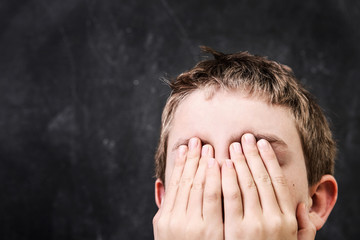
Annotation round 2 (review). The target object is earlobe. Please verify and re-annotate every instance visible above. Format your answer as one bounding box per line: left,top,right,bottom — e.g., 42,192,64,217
308,174,338,230
155,178,165,208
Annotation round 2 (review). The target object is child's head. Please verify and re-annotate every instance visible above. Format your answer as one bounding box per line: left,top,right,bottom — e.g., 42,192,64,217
155,47,336,188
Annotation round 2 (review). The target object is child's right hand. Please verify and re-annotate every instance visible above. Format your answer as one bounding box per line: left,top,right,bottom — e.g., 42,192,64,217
153,137,223,240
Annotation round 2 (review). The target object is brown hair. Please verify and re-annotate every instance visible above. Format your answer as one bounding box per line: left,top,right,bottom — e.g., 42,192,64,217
155,46,336,186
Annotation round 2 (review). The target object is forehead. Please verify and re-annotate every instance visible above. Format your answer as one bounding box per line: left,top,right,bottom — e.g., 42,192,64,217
170,89,297,138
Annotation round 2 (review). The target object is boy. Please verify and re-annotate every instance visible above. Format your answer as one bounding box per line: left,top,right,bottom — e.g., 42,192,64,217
152,47,338,239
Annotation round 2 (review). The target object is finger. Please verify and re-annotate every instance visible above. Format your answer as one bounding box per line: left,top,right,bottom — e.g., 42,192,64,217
222,158,243,223
203,158,222,222
187,144,214,217
241,134,279,213
257,139,292,214
296,203,316,240
162,145,187,213
230,141,261,216
173,137,202,213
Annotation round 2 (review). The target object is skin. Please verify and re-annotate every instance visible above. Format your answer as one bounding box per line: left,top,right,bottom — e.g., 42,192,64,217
153,88,337,239
167,89,309,207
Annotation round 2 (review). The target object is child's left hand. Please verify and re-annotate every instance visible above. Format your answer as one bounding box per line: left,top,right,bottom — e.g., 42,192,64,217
221,133,316,240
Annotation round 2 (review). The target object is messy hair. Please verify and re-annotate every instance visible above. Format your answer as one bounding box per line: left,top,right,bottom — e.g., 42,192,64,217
155,46,336,186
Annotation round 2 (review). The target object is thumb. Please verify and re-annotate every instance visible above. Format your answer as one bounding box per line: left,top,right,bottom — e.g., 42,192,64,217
297,202,316,240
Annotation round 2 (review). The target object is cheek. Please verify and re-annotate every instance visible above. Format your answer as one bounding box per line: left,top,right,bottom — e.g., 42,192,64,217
284,169,309,208
286,179,298,209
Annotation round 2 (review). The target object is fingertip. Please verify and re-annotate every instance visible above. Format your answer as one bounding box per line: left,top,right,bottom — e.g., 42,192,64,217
187,138,202,160
202,144,209,156
230,142,243,162
231,142,242,153
242,133,256,144
297,202,303,214
297,202,310,227
178,145,187,157
298,202,308,215
257,139,270,151
189,137,200,150
175,145,187,166
202,144,214,157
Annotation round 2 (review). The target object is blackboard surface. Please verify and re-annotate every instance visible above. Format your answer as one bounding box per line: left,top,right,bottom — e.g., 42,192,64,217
0,0,359,239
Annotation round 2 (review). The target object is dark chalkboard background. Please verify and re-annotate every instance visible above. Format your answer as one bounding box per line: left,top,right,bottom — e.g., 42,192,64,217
0,0,359,239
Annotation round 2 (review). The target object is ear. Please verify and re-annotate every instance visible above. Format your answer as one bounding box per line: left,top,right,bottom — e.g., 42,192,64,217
155,178,165,208
308,174,338,230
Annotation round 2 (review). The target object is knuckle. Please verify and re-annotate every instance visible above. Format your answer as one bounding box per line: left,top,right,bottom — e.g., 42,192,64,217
168,178,180,188
225,190,241,201
257,174,271,185
174,157,185,166
191,181,204,191
180,177,193,187
246,179,256,189
204,191,220,202
274,176,287,186
187,154,200,162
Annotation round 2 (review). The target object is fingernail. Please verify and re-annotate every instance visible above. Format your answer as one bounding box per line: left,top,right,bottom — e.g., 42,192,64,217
189,138,198,150
233,142,241,153
225,159,233,168
257,139,269,150
202,145,209,156
178,145,187,157
244,134,255,144
208,158,215,168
